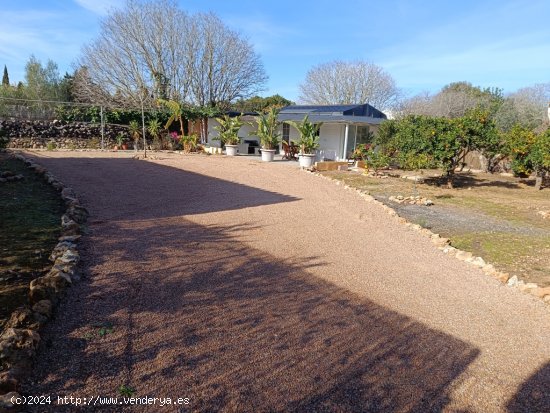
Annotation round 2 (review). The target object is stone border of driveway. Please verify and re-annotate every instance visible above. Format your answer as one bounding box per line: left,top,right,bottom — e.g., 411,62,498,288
310,170,550,304
0,152,88,409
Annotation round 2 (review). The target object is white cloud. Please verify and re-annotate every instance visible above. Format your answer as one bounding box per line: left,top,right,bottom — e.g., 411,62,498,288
74,0,124,15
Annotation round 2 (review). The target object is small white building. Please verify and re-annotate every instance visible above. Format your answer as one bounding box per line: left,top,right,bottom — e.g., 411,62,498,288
206,104,387,161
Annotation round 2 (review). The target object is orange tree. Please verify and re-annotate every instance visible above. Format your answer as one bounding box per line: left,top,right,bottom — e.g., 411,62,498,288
529,128,550,190
376,109,499,188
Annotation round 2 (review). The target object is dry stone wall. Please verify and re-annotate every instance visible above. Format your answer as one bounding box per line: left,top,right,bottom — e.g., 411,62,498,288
1,119,129,149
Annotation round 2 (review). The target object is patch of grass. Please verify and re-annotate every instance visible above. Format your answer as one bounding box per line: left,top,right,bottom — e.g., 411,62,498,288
0,155,64,329
118,385,136,397
451,232,550,285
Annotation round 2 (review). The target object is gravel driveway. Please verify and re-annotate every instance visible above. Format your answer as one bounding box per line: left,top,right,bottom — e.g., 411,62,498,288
21,151,550,412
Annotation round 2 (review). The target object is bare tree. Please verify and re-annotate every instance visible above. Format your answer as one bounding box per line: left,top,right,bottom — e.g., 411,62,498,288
299,60,400,111
74,0,190,107
397,82,503,119
495,83,550,132
74,0,267,112
188,12,267,108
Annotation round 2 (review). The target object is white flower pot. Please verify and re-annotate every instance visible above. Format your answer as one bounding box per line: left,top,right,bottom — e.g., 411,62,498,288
261,149,276,162
225,144,238,156
299,154,316,168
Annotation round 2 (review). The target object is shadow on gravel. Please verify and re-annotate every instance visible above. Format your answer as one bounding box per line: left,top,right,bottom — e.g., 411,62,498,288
26,215,480,412
508,362,550,413
25,156,300,220
22,154,481,412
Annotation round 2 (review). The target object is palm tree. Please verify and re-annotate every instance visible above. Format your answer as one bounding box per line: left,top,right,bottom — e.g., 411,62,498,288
128,120,141,150
157,99,185,137
252,107,281,150
147,118,162,149
286,115,322,154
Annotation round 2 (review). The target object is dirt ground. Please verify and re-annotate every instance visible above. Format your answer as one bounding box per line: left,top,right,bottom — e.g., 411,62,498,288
323,169,550,287
14,151,550,412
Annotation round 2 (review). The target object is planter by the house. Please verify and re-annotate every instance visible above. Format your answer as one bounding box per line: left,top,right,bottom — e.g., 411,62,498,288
261,149,276,162
225,144,238,156
299,153,316,168
121,144,128,150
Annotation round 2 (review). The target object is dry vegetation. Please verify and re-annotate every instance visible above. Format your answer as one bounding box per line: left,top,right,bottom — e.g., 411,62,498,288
323,169,550,287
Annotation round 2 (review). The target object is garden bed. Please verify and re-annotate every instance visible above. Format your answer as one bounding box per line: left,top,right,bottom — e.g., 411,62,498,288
0,153,64,331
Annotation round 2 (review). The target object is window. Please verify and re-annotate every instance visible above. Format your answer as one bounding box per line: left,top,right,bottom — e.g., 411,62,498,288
356,126,372,145
283,123,290,143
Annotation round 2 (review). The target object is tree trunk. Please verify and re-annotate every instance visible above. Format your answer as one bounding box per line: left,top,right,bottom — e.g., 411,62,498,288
535,174,543,191
446,170,454,189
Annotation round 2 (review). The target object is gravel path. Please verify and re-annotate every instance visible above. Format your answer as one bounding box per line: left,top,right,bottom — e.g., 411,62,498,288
376,198,550,237
21,151,550,412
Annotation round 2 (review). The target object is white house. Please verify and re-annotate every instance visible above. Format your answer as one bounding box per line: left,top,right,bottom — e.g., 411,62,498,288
205,104,387,161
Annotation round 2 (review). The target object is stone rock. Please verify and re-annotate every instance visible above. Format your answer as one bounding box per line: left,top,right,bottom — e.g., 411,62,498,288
506,275,519,287
470,256,486,267
455,250,473,261
67,205,88,224
0,391,19,409
482,264,496,275
0,370,18,393
493,272,510,283
29,278,52,304
57,250,79,265
49,241,76,262
3,308,35,330
537,210,549,220
442,246,457,254
519,283,539,294
0,329,40,369
532,286,550,298
32,300,52,318
58,234,81,242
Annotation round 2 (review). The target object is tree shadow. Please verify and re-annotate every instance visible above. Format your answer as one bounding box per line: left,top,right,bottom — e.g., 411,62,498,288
423,174,521,189
22,154,481,412
23,156,300,221
507,362,550,413
25,217,480,412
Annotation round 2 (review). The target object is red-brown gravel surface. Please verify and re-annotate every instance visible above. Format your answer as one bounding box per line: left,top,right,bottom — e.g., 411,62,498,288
20,151,550,412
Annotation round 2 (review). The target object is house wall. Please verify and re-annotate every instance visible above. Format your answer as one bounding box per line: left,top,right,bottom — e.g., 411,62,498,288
318,124,344,161
206,117,259,148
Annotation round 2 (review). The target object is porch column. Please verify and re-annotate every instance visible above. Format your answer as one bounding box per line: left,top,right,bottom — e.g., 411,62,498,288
342,123,349,161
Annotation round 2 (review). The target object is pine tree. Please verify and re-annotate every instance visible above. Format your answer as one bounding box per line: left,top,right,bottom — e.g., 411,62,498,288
2,65,9,86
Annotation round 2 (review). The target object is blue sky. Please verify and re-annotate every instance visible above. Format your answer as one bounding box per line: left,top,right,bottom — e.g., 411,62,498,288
1,0,549,102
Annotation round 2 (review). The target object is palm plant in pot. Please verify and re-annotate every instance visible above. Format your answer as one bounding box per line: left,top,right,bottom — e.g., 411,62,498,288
251,107,281,162
128,120,141,151
214,114,243,156
114,133,127,151
286,115,322,168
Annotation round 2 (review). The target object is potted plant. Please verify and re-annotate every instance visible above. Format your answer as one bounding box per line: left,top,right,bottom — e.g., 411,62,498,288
251,107,281,162
286,115,322,168
128,120,141,151
147,119,163,150
214,114,243,156
114,133,127,151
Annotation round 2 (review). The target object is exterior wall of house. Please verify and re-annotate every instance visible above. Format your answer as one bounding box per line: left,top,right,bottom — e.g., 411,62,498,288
206,117,258,148
318,124,344,161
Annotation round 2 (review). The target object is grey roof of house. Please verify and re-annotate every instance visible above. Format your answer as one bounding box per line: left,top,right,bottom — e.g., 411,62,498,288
278,103,387,124
277,113,386,125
